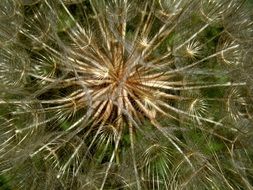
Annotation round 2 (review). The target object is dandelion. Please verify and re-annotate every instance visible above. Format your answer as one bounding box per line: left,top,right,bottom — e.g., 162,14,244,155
0,0,253,189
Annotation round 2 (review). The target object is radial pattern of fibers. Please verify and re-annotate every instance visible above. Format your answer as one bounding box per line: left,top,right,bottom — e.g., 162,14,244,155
0,0,253,189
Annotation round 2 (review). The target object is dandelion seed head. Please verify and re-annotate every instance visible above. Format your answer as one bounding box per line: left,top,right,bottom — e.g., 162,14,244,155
0,0,253,189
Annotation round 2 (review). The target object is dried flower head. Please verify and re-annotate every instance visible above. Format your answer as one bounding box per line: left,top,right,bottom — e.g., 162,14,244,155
0,0,253,189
